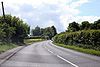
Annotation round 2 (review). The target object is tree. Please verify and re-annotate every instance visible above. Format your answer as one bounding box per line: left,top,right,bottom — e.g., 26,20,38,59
31,26,57,39
94,19,100,29
32,26,41,36
0,15,30,43
0,23,6,41
80,21,90,30
43,27,52,39
68,21,80,32
51,26,57,37
90,23,95,29
12,19,30,43
40,28,45,36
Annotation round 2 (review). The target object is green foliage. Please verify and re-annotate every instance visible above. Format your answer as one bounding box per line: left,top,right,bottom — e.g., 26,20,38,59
32,26,41,36
54,43,100,56
0,15,30,43
0,23,6,41
24,39,44,45
31,26,57,39
68,21,80,32
0,42,18,53
54,19,100,51
67,19,100,32
93,19,100,29
51,26,57,36
80,21,90,30
53,30,100,50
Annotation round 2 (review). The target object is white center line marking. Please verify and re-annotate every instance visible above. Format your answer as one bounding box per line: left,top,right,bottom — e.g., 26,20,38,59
44,46,79,67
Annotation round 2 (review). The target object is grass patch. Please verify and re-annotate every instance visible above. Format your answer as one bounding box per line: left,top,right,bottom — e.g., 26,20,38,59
54,43,100,56
0,42,18,54
24,39,44,45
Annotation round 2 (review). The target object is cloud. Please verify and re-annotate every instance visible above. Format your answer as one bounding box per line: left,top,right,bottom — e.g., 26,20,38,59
0,0,100,32
70,0,89,8
60,15,100,29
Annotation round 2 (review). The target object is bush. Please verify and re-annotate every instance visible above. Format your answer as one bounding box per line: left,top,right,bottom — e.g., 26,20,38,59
53,30,100,50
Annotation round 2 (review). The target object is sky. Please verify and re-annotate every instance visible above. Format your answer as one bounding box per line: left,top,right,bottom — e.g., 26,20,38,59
0,0,100,33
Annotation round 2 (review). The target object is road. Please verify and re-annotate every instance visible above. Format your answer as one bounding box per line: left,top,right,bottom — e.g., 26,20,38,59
0,41,100,67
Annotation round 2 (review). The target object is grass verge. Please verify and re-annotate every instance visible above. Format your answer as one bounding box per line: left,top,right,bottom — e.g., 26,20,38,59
24,39,44,45
54,43,100,56
0,42,18,54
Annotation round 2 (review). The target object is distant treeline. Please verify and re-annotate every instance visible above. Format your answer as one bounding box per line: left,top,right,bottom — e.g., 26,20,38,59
53,19,100,50
67,20,100,32
31,26,57,39
0,15,30,43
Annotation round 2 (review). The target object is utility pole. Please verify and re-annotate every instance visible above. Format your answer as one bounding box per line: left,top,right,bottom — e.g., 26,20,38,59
1,1,6,22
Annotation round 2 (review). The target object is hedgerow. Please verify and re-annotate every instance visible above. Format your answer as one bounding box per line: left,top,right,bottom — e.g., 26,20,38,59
53,30,100,50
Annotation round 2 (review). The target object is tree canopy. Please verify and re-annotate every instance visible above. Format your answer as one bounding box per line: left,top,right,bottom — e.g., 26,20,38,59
67,19,100,32
0,15,30,43
31,26,57,39
68,21,80,32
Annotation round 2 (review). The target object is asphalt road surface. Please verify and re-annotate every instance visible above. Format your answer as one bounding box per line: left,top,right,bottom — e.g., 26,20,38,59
0,41,100,67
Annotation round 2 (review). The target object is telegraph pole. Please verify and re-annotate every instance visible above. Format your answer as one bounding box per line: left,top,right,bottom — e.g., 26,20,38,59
1,1,6,22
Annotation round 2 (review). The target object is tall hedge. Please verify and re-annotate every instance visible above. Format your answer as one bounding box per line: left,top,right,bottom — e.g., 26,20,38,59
53,30,100,50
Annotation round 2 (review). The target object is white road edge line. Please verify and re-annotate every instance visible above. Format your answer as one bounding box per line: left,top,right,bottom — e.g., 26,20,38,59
56,55,78,67
44,46,79,67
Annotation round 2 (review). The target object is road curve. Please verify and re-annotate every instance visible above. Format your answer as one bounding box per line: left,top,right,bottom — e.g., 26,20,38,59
0,41,100,67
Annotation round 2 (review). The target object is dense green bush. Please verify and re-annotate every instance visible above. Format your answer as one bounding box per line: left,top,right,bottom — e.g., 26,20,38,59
53,30,100,50
0,15,30,43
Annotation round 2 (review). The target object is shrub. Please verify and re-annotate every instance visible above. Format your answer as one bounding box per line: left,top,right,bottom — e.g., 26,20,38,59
53,30,100,50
